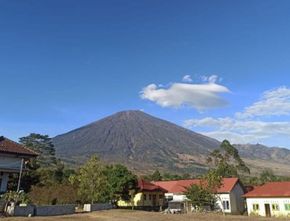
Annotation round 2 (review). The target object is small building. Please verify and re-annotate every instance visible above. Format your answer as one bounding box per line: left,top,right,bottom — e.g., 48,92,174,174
117,179,167,210
243,181,290,217
153,178,245,214
0,136,37,193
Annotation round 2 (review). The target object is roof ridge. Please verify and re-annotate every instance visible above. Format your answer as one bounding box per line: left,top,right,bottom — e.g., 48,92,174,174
0,136,38,156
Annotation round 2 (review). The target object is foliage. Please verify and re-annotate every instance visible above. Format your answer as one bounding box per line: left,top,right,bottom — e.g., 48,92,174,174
2,191,30,204
193,140,250,213
150,170,162,181
242,169,290,186
207,140,250,177
28,183,78,205
70,155,109,203
19,133,56,167
105,164,137,201
185,184,216,209
156,172,192,181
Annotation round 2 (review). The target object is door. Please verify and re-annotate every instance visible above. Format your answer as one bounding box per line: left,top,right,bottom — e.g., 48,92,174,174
265,204,271,217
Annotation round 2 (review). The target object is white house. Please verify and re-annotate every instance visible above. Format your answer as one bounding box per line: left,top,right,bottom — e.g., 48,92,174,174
153,178,245,214
0,136,37,193
244,181,290,217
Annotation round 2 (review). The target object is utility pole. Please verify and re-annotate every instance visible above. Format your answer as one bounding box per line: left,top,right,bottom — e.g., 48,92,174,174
17,158,24,192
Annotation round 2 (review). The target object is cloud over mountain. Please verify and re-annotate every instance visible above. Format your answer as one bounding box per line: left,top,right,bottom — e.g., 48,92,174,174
184,87,290,145
140,75,230,111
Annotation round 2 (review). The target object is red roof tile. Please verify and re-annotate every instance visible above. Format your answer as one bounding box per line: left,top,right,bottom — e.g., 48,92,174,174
243,182,290,198
0,136,38,157
138,179,167,192
153,178,239,194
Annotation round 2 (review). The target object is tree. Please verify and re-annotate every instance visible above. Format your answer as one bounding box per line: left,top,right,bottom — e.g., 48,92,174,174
207,140,250,177
203,140,250,214
185,183,216,210
19,133,56,167
259,169,278,184
105,164,137,203
150,170,162,181
70,155,109,203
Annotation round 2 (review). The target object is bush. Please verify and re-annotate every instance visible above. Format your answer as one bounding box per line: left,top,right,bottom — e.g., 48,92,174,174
2,191,30,204
28,183,79,205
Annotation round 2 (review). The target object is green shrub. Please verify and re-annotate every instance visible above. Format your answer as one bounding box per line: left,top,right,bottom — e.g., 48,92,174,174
28,183,79,205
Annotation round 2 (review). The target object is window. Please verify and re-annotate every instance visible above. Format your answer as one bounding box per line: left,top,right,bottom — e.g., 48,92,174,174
253,204,259,211
143,194,147,201
222,201,230,210
272,204,279,211
159,194,163,199
149,194,152,200
285,204,290,211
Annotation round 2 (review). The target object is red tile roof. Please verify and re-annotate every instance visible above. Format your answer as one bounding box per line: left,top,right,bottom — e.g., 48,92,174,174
0,136,38,157
243,182,290,198
138,179,167,192
153,178,239,194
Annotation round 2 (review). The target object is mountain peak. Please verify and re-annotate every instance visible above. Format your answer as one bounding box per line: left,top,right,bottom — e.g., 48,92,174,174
53,110,220,174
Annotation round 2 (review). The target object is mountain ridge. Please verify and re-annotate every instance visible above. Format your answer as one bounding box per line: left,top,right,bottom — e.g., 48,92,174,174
53,110,290,176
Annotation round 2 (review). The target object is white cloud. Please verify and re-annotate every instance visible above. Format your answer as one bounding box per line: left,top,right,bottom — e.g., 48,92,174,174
182,75,193,82
201,75,220,83
236,86,290,119
184,87,290,145
184,117,290,144
140,80,230,111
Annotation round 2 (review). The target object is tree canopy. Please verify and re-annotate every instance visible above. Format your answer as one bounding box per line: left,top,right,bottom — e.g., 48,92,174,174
207,140,250,178
105,164,137,201
19,133,56,167
70,155,109,203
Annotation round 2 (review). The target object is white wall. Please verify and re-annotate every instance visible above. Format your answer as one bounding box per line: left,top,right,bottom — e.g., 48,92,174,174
216,193,231,213
165,183,245,215
246,197,290,217
166,193,232,213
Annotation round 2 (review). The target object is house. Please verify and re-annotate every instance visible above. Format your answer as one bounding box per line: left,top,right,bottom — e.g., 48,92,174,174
243,181,290,217
117,179,167,210
153,178,245,214
0,136,37,193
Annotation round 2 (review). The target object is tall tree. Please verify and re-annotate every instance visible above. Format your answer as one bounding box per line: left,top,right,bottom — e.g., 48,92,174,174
202,140,249,214
207,140,250,177
19,133,56,167
70,155,109,203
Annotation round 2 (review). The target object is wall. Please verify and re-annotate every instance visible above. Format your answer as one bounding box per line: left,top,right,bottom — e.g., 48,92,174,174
246,197,290,217
83,203,112,212
13,205,35,217
215,193,231,213
35,204,76,216
165,193,233,213
230,183,245,214
0,155,22,171
118,191,165,207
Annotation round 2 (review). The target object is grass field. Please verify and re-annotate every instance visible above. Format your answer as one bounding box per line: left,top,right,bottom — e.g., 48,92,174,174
3,209,289,221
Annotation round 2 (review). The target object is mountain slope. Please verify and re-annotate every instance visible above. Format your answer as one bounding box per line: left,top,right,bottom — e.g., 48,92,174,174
53,110,290,176
53,110,220,174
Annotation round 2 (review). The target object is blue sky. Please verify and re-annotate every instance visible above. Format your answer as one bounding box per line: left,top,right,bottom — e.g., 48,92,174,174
1,0,290,147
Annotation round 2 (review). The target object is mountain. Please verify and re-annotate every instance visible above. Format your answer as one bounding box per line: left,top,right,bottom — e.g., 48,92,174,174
234,144,290,176
53,110,290,176
53,110,220,174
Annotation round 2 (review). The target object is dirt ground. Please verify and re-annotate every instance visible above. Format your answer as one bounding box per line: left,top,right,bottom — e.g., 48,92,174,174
2,209,289,221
